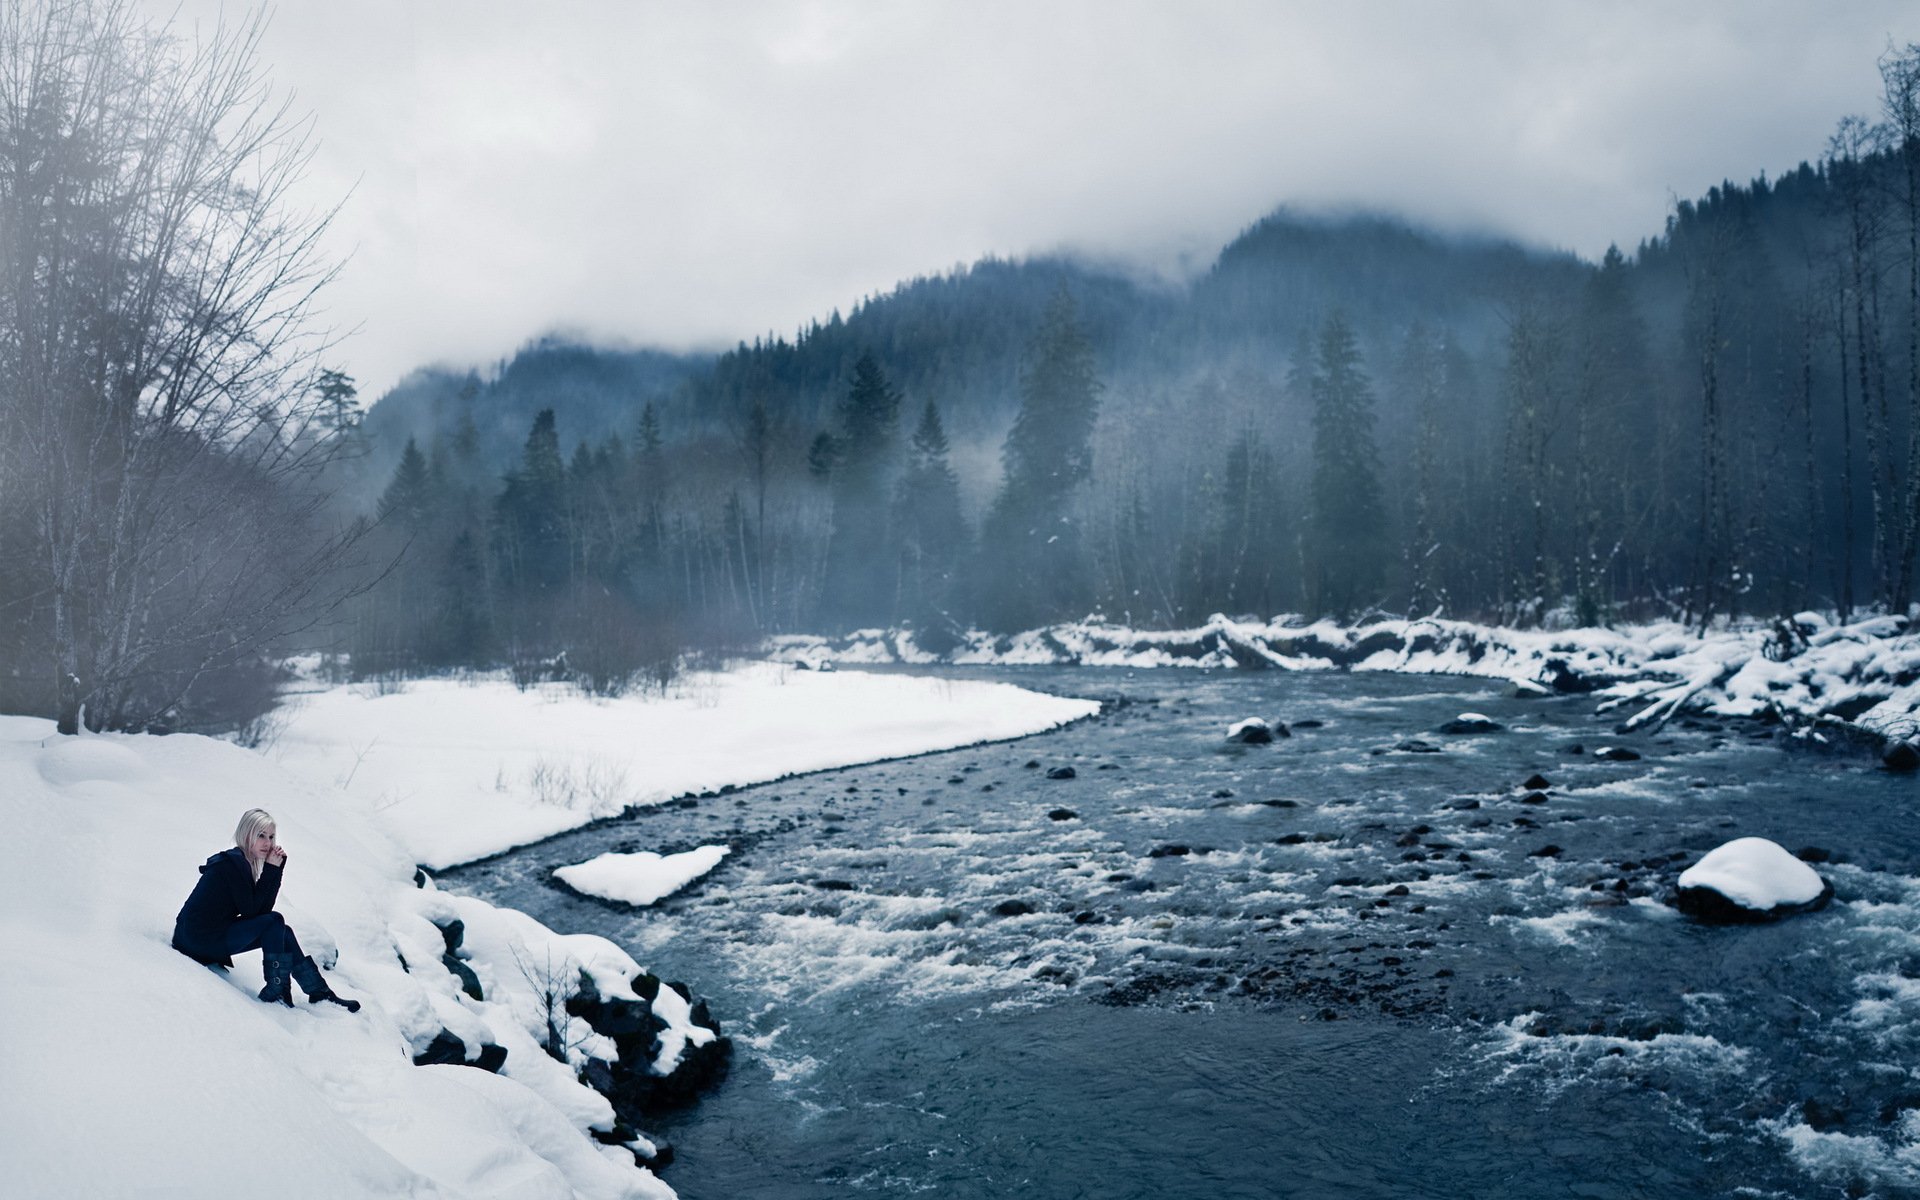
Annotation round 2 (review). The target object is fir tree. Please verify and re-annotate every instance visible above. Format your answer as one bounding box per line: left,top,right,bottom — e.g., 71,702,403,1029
377,438,436,530
894,400,969,633
818,352,902,628
979,289,1102,630
1306,313,1387,618
496,409,570,596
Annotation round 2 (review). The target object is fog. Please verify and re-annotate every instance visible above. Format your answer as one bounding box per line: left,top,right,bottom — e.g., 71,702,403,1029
149,0,1910,399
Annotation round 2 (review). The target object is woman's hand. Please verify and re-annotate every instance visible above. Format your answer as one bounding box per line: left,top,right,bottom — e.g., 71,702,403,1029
267,845,288,867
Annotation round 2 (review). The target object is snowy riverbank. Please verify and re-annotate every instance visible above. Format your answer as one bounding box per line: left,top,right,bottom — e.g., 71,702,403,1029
0,666,1102,1198
768,611,1920,749
269,661,1102,869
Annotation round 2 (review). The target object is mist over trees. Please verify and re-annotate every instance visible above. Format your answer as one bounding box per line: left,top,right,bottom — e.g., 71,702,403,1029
333,44,1920,686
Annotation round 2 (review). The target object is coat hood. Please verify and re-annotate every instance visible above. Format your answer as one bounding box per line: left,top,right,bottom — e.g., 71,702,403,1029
201,847,245,874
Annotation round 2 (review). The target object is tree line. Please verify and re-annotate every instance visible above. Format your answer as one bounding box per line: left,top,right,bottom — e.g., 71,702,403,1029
344,289,1107,688
345,40,1920,693
8,0,1919,727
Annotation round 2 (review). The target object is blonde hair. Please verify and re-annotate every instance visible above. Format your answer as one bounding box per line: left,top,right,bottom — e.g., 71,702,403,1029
234,808,276,880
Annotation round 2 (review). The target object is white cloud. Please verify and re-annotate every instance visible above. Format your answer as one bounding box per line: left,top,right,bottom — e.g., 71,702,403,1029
142,0,1913,398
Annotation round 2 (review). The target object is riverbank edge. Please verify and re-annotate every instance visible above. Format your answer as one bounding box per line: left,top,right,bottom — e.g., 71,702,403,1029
765,612,1920,760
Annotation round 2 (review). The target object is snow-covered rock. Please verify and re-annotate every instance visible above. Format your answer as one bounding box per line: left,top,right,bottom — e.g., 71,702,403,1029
1226,717,1283,744
1436,712,1503,734
1675,837,1833,923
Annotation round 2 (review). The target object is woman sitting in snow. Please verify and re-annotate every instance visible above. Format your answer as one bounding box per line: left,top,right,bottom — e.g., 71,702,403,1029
171,808,360,1012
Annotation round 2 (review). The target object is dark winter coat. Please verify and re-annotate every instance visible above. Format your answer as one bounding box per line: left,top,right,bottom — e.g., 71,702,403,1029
171,847,282,967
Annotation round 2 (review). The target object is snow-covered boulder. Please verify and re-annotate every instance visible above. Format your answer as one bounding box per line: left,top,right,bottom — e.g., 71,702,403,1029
1226,717,1287,744
1675,837,1833,923
1435,712,1502,735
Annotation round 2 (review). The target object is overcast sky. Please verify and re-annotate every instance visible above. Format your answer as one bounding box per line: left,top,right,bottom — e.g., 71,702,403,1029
154,1,1914,400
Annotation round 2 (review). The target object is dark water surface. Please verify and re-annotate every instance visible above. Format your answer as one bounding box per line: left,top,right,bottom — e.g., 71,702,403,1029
439,667,1920,1200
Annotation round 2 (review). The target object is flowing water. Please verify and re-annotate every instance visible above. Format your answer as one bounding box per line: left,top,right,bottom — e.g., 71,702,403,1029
439,667,1920,1200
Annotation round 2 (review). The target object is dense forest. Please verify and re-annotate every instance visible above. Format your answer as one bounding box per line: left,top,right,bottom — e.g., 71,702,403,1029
331,53,1920,691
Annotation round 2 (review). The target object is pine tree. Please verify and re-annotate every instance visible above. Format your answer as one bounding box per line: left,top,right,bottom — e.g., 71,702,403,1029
818,352,902,628
377,438,436,529
431,528,492,667
894,400,969,635
496,409,570,596
1306,313,1387,618
979,289,1102,629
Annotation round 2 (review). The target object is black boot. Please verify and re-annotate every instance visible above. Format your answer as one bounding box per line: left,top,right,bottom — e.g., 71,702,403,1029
258,952,295,1007
291,954,361,1013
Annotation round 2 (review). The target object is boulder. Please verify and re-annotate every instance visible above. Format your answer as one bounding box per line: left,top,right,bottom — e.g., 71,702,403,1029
1675,837,1833,923
411,1028,507,1072
1522,773,1552,790
1884,741,1920,772
1544,660,1595,693
1395,739,1442,754
1595,746,1641,762
1045,765,1078,780
441,953,483,1001
1047,808,1079,821
1226,718,1276,744
1436,713,1503,735
568,972,732,1114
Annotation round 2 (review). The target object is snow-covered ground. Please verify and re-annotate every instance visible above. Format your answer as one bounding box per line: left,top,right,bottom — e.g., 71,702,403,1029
0,665,1101,1198
769,611,1920,745
269,661,1102,869
0,715,682,1200
5,615,1905,1197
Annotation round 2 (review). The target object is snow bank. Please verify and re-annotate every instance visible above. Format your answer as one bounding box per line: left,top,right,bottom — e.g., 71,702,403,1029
769,612,1920,743
1677,837,1830,919
554,847,732,908
0,716,677,1199
271,662,1101,868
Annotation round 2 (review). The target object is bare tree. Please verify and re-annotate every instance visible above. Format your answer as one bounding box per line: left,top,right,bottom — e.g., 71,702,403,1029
0,1,364,732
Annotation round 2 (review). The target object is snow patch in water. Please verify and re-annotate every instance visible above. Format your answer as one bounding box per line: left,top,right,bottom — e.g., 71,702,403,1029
552,844,730,906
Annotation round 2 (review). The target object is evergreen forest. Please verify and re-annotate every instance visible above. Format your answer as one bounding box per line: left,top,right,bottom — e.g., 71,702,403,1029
330,53,1920,691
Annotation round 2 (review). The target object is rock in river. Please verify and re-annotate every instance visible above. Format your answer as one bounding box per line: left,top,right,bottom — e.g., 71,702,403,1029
1226,718,1287,744
1675,837,1833,923
1435,713,1503,735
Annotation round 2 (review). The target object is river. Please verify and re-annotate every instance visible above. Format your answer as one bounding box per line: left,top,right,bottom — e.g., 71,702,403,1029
439,666,1920,1200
